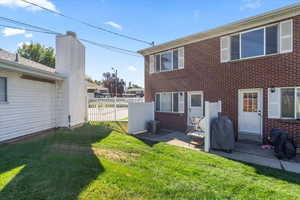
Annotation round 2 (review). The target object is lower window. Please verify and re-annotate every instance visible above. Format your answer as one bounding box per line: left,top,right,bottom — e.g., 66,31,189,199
0,77,7,102
281,88,300,119
155,92,184,113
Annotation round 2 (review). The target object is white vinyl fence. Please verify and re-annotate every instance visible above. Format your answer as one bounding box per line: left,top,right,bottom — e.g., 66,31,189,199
203,101,222,152
88,97,144,121
128,102,155,134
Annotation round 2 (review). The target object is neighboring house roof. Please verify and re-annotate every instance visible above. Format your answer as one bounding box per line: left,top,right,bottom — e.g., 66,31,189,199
0,48,64,80
85,80,108,90
126,88,144,92
138,2,300,55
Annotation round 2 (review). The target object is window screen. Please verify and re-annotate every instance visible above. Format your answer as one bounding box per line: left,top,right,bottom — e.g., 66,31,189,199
266,25,279,55
0,77,7,102
241,29,264,58
230,34,240,60
173,49,178,69
155,54,161,72
155,94,160,111
281,88,295,118
161,93,172,112
191,94,201,107
297,89,300,119
173,93,179,112
161,52,172,71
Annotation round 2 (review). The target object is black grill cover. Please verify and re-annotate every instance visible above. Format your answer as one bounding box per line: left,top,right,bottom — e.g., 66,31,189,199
211,114,235,151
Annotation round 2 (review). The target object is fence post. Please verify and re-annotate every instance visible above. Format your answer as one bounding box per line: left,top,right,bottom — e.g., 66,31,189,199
204,101,210,152
114,96,117,121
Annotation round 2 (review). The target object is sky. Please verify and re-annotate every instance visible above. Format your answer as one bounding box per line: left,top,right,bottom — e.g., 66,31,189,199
0,0,300,87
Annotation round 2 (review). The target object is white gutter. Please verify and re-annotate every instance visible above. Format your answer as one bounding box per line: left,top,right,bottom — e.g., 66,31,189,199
0,58,65,80
138,2,300,55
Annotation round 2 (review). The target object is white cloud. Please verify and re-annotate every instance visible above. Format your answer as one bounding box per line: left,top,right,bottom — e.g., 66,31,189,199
2,28,25,36
240,0,261,10
2,28,34,38
104,21,122,30
0,0,57,12
25,33,33,38
128,66,137,72
17,41,30,48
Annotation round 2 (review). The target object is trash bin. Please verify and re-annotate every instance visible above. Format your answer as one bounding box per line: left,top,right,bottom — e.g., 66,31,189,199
147,120,160,134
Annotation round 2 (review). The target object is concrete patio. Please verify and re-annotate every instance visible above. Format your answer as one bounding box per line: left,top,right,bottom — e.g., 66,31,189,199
134,130,300,174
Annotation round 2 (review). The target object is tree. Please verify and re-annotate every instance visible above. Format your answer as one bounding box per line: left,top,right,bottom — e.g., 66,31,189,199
128,81,142,89
101,72,126,96
17,42,55,68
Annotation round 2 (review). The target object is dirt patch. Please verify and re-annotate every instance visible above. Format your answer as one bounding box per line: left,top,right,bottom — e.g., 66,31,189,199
92,147,140,162
49,143,140,162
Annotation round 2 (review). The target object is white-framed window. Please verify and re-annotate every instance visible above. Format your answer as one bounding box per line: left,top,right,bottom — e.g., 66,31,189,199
268,87,300,119
155,92,184,113
149,47,184,73
0,77,7,102
221,19,293,62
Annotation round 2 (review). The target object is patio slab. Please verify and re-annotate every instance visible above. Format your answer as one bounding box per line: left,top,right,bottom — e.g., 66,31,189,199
281,161,300,174
211,150,282,170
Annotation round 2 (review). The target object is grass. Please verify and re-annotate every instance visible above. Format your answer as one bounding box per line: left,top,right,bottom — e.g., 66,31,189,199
1,122,300,200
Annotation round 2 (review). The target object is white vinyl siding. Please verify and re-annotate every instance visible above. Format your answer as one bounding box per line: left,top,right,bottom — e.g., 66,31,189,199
155,92,185,113
152,47,184,73
0,70,57,142
221,19,293,63
268,87,300,119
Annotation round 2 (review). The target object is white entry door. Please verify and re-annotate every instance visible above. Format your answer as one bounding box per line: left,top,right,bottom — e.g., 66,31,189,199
238,89,263,135
187,91,204,126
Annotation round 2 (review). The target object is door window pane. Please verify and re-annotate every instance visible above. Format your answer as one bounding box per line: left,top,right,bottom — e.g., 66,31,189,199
243,92,258,112
191,94,201,107
155,54,160,72
173,93,179,112
230,34,240,60
241,29,264,58
155,94,160,111
0,77,7,102
281,88,295,118
173,49,178,69
161,52,172,71
266,25,279,55
161,93,172,112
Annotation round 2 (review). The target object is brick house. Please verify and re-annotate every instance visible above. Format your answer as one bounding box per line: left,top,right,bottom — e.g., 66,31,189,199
138,3,300,150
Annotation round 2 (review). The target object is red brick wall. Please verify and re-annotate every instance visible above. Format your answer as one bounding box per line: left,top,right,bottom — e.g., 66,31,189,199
144,16,300,147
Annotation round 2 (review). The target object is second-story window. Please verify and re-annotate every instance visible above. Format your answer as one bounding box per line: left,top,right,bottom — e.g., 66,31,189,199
161,51,172,71
221,19,292,63
149,47,184,74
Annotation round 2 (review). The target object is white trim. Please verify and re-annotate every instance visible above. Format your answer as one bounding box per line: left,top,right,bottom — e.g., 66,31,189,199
279,87,300,119
0,59,65,80
139,3,300,55
152,48,184,73
187,91,204,126
155,91,185,114
280,19,293,53
238,88,263,137
224,19,292,63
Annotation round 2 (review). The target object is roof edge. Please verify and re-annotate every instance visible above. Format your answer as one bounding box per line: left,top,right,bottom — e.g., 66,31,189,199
0,58,65,80
138,2,300,55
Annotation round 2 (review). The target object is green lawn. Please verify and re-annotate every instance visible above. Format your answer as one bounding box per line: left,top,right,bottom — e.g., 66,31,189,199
1,122,300,200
